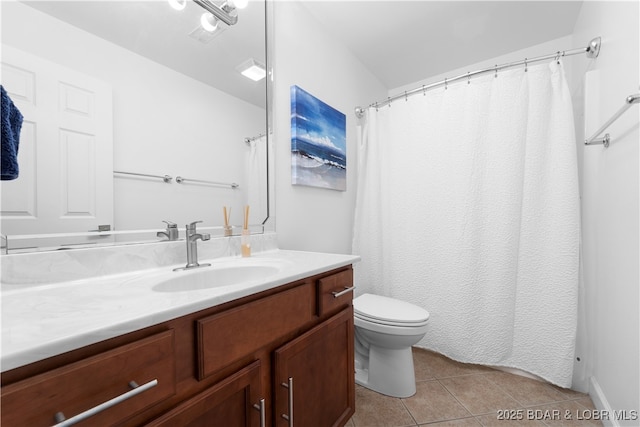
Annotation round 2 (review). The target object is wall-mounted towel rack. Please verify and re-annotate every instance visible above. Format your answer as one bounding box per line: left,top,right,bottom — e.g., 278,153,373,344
113,170,172,183
585,93,640,147
245,133,266,144
175,176,239,189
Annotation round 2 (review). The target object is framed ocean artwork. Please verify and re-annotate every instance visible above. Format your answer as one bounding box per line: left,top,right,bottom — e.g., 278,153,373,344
290,85,346,191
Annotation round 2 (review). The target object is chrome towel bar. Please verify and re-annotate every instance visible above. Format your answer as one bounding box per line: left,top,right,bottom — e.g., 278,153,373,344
585,93,640,147
113,170,172,183
113,171,238,188
175,176,239,189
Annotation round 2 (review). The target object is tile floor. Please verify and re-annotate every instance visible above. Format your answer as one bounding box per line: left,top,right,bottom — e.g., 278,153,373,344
346,348,601,427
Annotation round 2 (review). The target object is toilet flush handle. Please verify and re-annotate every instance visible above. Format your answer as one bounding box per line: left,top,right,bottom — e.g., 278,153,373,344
332,286,355,298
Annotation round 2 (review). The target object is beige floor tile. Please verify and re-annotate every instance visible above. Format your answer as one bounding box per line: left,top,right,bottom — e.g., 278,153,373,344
413,348,494,379
352,385,417,427
440,375,521,416
420,417,483,426
484,372,569,406
412,348,436,381
352,349,602,427
574,397,596,410
475,412,547,426
402,380,472,424
551,385,591,401
524,401,603,426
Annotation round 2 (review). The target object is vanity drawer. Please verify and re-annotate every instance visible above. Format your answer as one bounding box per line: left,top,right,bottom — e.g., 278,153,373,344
197,283,315,379
1,330,176,427
318,268,354,316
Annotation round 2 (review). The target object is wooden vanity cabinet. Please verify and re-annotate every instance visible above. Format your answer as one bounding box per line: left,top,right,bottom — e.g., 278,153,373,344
0,265,355,427
1,330,176,427
146,360,264,427
274,307,354,427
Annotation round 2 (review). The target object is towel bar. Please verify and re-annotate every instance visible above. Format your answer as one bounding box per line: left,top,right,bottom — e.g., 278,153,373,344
175,176,239,189
585,93,640,147
113,170,172,183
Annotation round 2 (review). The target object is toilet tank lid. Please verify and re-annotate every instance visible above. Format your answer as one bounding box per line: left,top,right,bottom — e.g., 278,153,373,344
353,293,429,324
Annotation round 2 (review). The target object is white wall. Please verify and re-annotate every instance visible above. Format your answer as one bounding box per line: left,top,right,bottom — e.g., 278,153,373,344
571,1,639,422
271,0,387,254
2,2,266,232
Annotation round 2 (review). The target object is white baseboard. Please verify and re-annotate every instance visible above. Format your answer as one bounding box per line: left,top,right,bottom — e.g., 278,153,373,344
589,376,620,427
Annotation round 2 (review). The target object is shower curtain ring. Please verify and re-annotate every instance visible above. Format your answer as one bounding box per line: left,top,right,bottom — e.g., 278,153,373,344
405,91,408,101
387,97,391,107
445,78,448,90
556,51,561,64
422,85,426,96
525,58,528,72
495,65,498,78
467,72,470,85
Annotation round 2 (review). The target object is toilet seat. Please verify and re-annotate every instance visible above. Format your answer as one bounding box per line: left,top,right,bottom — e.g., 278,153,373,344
355,312,429,328
354,293,429,327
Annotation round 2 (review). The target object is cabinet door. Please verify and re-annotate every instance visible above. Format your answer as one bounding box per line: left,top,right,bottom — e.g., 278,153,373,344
146,360,263,427
274,307,355,427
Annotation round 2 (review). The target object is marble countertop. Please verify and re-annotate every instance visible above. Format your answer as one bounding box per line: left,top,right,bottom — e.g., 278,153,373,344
1,249,360,372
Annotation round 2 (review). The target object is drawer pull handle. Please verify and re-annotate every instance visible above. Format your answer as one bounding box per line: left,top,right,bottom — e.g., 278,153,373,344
253,398,266,427
51,378,158,426
280,377,293,427
332,286,355,298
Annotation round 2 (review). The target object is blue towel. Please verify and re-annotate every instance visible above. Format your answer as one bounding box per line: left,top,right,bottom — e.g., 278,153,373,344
1,84,24,181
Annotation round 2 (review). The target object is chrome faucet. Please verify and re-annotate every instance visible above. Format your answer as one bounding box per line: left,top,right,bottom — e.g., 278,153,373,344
157,220,179,241
174,221,211,271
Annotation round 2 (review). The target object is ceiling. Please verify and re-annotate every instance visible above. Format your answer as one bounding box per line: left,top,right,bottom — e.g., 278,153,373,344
22,0,266,108
20,1,584,106
301,1,584,90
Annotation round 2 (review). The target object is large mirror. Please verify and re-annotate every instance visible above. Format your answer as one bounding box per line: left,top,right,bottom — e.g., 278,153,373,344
0,0,270,253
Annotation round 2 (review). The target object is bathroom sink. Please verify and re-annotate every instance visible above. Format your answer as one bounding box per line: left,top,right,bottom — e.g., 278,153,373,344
152,263,281,292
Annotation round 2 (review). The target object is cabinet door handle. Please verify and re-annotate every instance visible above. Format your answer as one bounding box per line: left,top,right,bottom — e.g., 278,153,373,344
51,379,158,426
253,398,266,427
280,377,293,427
332,286,355,298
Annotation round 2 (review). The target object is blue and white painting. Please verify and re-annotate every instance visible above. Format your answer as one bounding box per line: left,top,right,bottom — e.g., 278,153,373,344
291,85,346,191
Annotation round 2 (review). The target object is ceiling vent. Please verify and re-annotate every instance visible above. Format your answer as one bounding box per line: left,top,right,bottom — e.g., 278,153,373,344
188,24,226,44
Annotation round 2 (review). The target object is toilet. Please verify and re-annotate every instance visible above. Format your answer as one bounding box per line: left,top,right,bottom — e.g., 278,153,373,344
353,293,430,398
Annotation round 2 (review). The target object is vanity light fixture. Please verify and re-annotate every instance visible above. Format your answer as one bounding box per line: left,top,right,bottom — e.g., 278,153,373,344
168,0,187,11
236,58,266,81
200,12,219,32
194,0,239,26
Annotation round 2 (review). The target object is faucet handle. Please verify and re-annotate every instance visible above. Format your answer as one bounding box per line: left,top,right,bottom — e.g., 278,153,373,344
162,220,177,228
187,220,203,231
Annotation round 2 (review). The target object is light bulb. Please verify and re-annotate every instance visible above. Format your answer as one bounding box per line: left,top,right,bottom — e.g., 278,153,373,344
168,0,186,11
200,13,219,32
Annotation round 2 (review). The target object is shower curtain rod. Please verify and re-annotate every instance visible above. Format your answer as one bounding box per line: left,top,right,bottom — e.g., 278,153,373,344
354,36,601,117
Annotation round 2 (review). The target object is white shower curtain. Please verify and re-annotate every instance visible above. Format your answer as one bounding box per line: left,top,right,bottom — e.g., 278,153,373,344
352,61,580,387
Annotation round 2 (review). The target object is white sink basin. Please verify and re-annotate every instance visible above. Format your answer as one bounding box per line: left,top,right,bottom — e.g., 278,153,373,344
152,263,281,292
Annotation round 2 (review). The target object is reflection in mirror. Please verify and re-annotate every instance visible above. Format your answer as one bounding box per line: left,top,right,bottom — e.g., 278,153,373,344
0,0,269,253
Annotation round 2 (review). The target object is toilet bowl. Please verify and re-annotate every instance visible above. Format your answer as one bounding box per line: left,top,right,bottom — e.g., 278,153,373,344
353,293,429,398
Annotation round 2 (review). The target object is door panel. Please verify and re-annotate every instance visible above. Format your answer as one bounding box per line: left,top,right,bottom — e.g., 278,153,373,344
1,45,113,237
